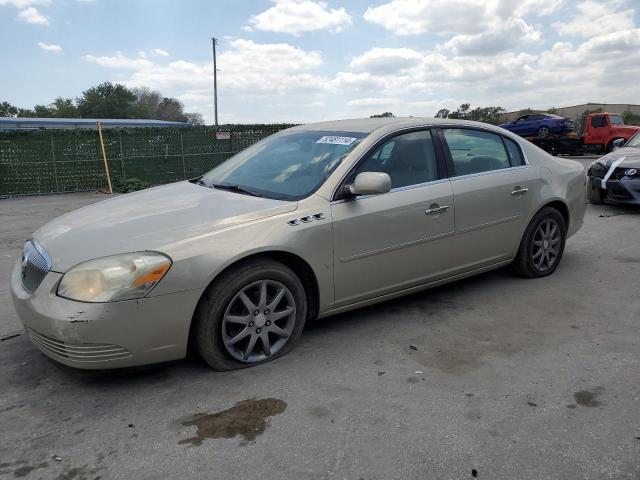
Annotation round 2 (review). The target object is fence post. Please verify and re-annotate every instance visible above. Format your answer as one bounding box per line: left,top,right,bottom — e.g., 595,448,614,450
119,132,126,180
97,121,113,194
50,136,60,192
180,132,186,180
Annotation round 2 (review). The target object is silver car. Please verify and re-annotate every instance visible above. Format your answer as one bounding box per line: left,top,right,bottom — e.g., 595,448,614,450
11,118,586,370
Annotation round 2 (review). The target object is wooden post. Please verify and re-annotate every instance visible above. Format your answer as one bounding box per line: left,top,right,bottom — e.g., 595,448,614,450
97,121,113,194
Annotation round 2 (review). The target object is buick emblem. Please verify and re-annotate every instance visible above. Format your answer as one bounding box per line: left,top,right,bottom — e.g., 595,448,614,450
624,168,637,176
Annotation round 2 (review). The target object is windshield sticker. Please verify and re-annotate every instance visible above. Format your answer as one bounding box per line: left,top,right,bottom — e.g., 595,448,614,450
316,136,357,146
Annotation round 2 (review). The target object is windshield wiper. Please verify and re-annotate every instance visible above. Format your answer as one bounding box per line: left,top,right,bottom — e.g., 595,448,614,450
211,183,264,197
192,178,208,187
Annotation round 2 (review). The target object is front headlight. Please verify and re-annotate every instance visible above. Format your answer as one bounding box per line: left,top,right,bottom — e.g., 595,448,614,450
57,252,172,303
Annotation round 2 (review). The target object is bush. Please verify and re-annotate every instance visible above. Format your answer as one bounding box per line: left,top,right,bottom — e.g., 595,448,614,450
115,177,150,193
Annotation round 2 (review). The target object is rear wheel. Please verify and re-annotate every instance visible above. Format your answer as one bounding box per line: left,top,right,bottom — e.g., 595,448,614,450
512,207,567,278
537,126,550,138
587,177,604,204
193,259,307,370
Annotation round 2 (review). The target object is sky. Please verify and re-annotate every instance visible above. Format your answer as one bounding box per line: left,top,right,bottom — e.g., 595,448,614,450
1,0,639,124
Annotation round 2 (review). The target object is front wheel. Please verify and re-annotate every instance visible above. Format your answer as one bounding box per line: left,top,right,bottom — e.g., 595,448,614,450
193,259,307,370
512,207,567,278
537,126,550,138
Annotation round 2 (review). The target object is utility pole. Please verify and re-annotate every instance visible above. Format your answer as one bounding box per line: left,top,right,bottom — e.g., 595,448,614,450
211,37,219,126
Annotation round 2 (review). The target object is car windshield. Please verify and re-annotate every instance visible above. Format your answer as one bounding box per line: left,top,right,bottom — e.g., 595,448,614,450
625,132,640,148
610,115,624,125
199,130,367,200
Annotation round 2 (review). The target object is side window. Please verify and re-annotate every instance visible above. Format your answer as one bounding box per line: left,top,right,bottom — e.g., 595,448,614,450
503,137,525,166
591,116,606,128
350,130,439,189
442,128,511,176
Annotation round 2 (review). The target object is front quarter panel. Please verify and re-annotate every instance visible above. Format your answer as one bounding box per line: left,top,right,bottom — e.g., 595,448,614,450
149,194,335,312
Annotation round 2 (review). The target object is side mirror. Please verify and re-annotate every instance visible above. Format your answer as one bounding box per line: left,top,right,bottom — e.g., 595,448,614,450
344,172,391,197
612,138,625,151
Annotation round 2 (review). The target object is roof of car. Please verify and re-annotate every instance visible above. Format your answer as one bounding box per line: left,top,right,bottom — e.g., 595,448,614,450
287,117,497,134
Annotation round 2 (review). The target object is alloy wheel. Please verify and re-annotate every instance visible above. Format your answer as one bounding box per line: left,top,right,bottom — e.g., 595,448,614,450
221,280,296,363
531,219,561,272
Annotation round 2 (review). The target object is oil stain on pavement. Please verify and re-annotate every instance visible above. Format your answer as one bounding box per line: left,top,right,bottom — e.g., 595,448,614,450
574,386,605,407
178,398,287,446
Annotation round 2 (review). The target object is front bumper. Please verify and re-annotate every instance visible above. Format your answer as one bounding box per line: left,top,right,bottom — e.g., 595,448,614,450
589,176,640,205
10,262,204,369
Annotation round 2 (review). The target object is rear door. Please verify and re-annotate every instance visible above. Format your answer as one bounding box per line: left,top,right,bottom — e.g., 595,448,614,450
437,127,537,270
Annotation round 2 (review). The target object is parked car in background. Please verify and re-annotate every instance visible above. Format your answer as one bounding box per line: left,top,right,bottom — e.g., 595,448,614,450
510,113,640,155
500,113,574,139
12,118,586,371
587,130,640,205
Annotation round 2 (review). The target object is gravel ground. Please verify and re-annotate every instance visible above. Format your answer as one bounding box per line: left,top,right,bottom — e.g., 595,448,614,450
1,166,639,479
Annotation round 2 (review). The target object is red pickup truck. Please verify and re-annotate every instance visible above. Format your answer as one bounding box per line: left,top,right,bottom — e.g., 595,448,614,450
529,113,640,155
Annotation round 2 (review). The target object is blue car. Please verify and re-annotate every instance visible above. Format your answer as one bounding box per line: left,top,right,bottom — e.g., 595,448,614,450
500,113,574,138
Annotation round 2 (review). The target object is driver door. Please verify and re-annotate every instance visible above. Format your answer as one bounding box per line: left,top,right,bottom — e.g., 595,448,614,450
331,129,454,307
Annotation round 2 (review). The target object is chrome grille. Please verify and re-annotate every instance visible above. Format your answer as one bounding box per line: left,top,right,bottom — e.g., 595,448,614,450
29,329,132,362
21,240,52,293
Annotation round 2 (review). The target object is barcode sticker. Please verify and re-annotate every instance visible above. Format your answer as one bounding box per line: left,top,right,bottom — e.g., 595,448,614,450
316,136,357,145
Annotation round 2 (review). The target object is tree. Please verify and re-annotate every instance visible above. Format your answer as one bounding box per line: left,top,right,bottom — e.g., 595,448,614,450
622,110,640,126
33,104,54,117
185,112,204,125
155,97,187,122
0,101,18,117
131,87,162,119
76,82,137,118
433,103,506,125
546,107,559,115
50,97,79,118
370,112,395,118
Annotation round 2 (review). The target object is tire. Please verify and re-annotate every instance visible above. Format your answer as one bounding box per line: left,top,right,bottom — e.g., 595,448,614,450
193,259,307,371
586,177,604,204
512,207,567,278
537,126,550,138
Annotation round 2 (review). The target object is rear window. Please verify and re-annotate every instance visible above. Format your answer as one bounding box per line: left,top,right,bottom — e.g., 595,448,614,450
610,115,624,125
503,137,525,166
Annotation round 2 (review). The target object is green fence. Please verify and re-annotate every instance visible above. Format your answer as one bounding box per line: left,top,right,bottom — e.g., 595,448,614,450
0,124,294,197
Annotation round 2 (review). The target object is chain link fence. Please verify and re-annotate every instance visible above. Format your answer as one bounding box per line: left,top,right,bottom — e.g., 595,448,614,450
0,124,294,197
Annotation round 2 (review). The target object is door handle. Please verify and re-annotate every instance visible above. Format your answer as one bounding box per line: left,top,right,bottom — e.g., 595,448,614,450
511,187,528,196
425,205,449,215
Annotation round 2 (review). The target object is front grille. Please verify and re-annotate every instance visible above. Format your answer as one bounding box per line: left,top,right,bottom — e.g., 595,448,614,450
21,240,52,293
29,329,132,363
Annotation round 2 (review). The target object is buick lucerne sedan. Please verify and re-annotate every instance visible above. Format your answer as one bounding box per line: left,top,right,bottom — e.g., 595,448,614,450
12,118,586,370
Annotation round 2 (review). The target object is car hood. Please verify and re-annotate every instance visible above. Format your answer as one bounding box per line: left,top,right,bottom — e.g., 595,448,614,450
33,181,298,272
592,147,640,169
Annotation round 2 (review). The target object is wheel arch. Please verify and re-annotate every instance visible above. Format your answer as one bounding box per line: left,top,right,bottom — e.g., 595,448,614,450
187,250,320,351
537,199,570,229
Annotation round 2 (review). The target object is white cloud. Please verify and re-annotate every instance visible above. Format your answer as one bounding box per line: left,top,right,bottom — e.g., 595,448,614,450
150,48,170,57
83,52,153,69
364,0,498,35
347,97,401,107
349,48,423,74
553,0,635,37
38,41,61,52
443,18,541,56
17,6,48,25
250,0,352,35
0,0,50,7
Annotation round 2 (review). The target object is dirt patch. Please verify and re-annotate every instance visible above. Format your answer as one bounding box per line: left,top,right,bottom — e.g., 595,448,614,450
178,398,287,446
574,387,605,407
